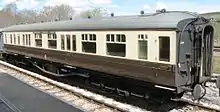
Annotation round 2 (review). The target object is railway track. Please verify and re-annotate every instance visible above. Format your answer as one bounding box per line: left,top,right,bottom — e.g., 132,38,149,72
0,60,147,112
0,60,219,112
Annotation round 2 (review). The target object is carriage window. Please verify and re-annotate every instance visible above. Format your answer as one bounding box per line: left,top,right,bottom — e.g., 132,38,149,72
48,33,57,49
138,34,148,59
25,34,28,45
10,34,12,44
85,34,88,40
72,35,76,51
25,34,29,45
4,34,7,44
159,36,170,62
22,34,25,45
106,34,126,57
106,34,110,41
111,34,114,42
13,34,16,44
17,34,20,45
61,35,65,50
66,35,71,50
25,34,31,46
90,34,96,41
28,34,31,46
116,34,126,42
35,33,42,47
82,34,96,53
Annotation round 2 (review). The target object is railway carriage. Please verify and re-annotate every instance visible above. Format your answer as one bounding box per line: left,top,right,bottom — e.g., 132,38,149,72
0,10,215,99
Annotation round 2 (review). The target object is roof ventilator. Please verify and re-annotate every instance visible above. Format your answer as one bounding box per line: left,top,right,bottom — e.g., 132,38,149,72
140,10,144,15
156,9,166,13
111,13,114,17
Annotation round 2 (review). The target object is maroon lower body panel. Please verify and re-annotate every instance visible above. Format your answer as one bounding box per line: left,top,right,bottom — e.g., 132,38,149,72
3,45,176,87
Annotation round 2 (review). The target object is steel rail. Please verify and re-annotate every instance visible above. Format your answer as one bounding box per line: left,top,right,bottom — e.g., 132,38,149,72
0,60,147,112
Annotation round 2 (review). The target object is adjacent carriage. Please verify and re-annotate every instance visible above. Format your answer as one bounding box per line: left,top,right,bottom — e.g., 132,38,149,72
0,10,215,99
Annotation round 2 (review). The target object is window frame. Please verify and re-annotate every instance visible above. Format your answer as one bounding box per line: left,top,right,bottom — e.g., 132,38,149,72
61,34,65,50
66,34,71,51
106,34,126,57
17,34,20,45
4,34,7,44
138,34,148,60
48,33,57,49
81,34,97,53
10,34,12,44
13,34,16,44
22,34,25,45
72,35,76,51
35,33,42,47
158,36,170,62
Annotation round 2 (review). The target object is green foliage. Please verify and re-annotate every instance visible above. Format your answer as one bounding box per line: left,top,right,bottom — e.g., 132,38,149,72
213,56,220,73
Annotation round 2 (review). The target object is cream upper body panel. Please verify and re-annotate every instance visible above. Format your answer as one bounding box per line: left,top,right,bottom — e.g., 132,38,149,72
3,30,177,65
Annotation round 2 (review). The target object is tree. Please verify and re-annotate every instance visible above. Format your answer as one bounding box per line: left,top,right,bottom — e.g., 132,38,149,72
37,5,75,22
0,4,75,27
80,7,109,18
17,9,37,23
52,4,75,20
2,3,17,14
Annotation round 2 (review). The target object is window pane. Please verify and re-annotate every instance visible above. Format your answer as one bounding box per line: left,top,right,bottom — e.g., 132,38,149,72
14,34,16,44
35,33,42,39
138,40,148,59
116,34,120,42
121,35,126,42
82,34,84,40
82,42,96,53
48,34,51,39
72,35,76,51
141,35,144,39
23,34,25,45
28,34,31,45
26,34,28,45
53,34,57,39
107,43,125,57
89,34,93,40
85,34,88,40
10,34,12,44
18,35,20,45
145,35,148,39
48,40,57,49
106,34,110,41
66,35,71,50
111,34,114,41
35,39,42,47
4,34,7,43
159,36,170,62
35,33,41,47
93,34,96,41
61,35,65,50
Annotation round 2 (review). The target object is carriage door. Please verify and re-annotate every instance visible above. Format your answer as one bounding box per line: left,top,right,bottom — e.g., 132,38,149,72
200,26,214,79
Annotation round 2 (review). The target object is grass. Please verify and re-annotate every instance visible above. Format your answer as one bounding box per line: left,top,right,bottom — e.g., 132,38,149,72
213,56,220,74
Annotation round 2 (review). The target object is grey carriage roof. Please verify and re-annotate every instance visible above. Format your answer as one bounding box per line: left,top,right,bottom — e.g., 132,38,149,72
2,11,201,32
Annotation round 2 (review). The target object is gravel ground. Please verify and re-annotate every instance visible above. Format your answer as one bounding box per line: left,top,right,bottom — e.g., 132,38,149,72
170,82,220,112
